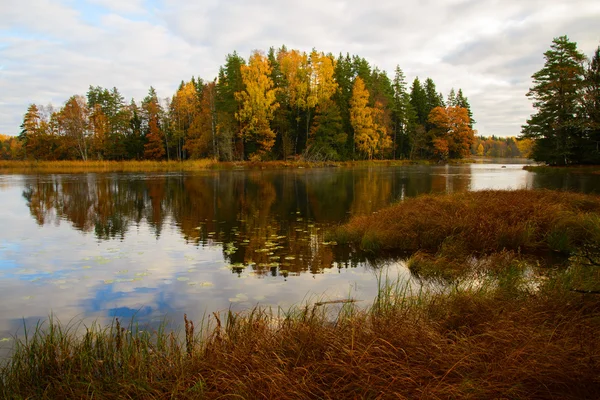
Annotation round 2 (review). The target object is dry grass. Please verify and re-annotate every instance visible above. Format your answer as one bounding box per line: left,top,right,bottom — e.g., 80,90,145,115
0,158,448,174
332,190,600,256
523,165,600,174
1,273,600,399
0,160,218,173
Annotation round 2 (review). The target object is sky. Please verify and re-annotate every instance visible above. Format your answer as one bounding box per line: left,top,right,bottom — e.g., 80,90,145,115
0,0,599,137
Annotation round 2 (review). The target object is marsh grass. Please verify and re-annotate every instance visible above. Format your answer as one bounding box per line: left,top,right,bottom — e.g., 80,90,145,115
0,158,456,174
2,269,600,399
0,159,217,173
332,190,600,258
524,165,600,174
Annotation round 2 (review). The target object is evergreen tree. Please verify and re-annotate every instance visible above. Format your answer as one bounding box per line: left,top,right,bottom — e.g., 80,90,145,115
216,52,246,160
456,89,475,128
521,36,586,165
447,88,457,107
424,78,443,118
580,46,600,163
410,78,428,125
392,66,413,158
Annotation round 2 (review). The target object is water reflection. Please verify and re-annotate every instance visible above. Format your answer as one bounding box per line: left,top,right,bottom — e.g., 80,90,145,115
2,164,600,343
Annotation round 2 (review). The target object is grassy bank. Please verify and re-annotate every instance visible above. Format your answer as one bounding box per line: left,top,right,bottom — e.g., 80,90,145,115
3,189,599,398
1,270,599,399
524,165,600,174
331,189,600,256
0,158,468,174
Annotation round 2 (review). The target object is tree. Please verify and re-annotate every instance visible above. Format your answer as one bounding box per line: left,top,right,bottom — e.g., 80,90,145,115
216,52,246,160
185,81,218,159
59,95,90,160
392,66,414,159
142,87,165,160
350,77,386,160
447,88,457,107
171,81,200,160
428,106,475,160
580,46,600,163
235,50,280,159
521,35,586,165
410,78,428,125
456,89,475,128
278,48,310,155
307,98,347,160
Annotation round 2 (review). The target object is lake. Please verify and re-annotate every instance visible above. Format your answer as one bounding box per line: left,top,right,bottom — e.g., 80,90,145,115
1,162,599,342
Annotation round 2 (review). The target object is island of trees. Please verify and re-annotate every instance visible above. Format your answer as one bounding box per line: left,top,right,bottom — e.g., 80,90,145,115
4,36,595,165
6,47,483,163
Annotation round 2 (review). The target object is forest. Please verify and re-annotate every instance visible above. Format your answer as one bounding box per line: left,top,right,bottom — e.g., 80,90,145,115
7,47,483,162
522,36,600,165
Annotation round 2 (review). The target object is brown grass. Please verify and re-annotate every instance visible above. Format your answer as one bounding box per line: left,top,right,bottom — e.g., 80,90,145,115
524,165,600,175
0,158,450,174
332,190,600,256
2,275,600,399
0,159,217,173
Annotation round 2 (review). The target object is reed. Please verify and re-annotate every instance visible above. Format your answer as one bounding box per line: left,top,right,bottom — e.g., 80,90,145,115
0,158,460,174
2,269,599,399
332,190,600,257
0,159,217,173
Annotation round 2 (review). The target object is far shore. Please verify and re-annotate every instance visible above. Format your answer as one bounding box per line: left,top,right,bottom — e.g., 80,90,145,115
0,157,533,174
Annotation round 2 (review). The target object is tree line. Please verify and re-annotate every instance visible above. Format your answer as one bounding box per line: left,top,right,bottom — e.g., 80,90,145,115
522,36,600,165
12,47,479,162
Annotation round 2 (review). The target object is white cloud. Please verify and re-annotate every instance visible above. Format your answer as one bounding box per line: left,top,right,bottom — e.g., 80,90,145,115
0,0,599,136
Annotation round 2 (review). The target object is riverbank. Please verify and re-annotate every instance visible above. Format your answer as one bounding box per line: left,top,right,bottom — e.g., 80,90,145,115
1,267,599,399
2,189,599,398
524,165,600,174
0,158,478,174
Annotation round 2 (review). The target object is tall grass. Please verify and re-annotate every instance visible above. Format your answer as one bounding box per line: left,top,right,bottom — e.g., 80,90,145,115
524,165,600,174
0,158,460,174
332,190,600,256
0,159,217,173
2,269,599,399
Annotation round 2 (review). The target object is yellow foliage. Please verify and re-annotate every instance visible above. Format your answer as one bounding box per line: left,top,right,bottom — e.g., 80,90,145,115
350,77,389,160
235,51,280,157
428,106,474,159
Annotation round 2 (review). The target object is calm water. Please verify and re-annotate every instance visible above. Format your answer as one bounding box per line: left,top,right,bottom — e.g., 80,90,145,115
1,163,599,341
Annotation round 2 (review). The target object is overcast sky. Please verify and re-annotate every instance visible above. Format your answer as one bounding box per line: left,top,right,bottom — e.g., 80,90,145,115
1,0,599,137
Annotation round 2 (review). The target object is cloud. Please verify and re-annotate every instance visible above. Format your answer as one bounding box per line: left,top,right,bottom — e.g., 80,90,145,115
0,0,599,136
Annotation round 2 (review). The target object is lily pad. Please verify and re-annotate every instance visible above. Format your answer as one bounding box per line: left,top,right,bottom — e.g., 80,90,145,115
104,279,115,284
177,277,190,282
229,293,249,303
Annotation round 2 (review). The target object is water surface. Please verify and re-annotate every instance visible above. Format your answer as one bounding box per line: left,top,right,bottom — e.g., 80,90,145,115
1,163,599,341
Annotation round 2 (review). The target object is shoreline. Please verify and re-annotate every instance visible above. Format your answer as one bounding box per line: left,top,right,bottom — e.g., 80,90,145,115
0,158,530,174
2,189,600,398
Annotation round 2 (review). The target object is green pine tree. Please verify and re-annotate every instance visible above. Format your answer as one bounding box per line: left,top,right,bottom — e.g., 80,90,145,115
521,35,586,165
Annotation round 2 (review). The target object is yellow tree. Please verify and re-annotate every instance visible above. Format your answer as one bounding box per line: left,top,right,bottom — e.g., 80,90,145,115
59,95,91,160
235,51,279,159
185,82,218,159
89,104,109,159
350,77,383,160
372,100,392,158
278,49,338,155
427,106,474,159
309,50,338,105
171,81,199,160
279,49,310,154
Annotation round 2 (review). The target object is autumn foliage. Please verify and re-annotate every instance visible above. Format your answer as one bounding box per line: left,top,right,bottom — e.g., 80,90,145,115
427,106,475,160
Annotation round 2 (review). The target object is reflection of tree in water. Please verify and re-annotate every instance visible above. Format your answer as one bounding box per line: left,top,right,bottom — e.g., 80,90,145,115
22,169,489,275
